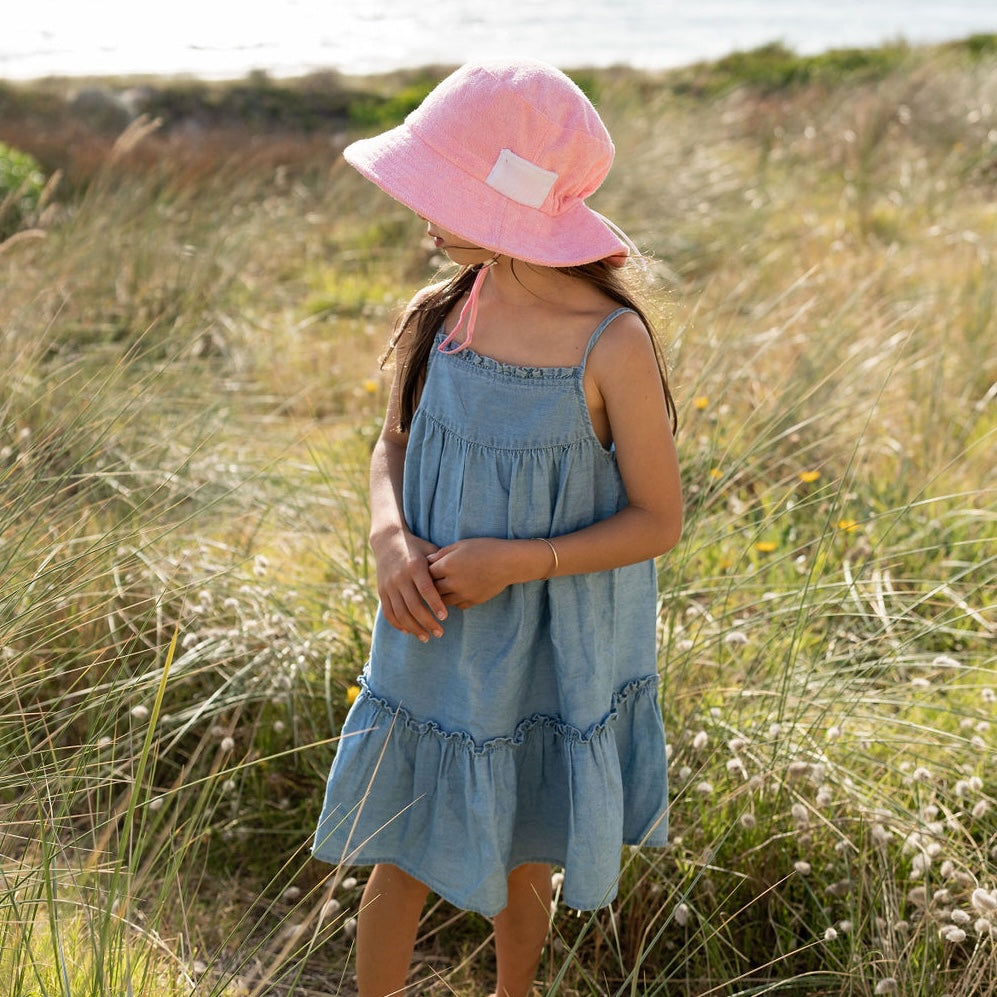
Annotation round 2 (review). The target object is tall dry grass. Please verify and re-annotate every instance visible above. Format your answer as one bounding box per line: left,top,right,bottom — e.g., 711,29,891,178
1,38,994,996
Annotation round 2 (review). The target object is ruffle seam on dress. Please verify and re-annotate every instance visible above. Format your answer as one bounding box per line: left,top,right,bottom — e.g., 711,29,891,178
353,671,660,755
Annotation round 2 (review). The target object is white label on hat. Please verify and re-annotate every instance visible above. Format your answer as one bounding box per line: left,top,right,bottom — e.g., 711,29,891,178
485,148,558,209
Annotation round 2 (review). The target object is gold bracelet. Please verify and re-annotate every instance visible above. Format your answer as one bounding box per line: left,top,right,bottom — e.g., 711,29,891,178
537,537,559,580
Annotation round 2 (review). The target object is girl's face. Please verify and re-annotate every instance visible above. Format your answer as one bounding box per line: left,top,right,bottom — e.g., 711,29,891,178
422,218,495,266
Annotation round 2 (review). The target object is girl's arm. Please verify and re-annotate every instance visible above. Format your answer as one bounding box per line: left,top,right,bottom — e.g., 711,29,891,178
427,312,682,608
367,327,449,642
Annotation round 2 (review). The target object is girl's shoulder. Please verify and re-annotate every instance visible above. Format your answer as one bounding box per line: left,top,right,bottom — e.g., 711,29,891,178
391,277,453,349
585,308,662,390
588,307,654,358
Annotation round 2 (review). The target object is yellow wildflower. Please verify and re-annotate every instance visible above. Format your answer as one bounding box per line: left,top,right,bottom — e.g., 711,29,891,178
837,519,859,533
346,684,361,705
754,541,778,553
693,395,709,410
799,470,821,483
362,378,379,394
708,467,723,480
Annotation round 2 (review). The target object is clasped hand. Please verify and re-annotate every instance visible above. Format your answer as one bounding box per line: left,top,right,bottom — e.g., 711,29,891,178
375,534,521,642
427,537,518,610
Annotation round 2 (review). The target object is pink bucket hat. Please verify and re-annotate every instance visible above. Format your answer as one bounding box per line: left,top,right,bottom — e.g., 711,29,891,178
342,59,629,268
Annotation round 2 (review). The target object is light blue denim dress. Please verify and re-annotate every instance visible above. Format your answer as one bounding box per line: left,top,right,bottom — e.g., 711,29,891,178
313,307,669,916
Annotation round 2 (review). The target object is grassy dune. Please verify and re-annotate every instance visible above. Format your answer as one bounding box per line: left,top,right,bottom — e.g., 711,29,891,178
1,37,995,996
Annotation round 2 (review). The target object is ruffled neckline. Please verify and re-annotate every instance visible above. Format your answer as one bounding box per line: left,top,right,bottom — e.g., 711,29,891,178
433,331,579,379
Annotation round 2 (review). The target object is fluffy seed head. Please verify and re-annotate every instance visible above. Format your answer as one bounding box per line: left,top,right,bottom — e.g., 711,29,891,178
971,888,997,913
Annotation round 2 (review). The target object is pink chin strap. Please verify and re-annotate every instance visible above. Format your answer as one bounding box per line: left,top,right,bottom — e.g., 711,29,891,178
436,229,641,356
437,258,498,355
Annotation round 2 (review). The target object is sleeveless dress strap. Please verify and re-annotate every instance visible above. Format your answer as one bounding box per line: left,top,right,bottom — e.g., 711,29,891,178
582,307,634,366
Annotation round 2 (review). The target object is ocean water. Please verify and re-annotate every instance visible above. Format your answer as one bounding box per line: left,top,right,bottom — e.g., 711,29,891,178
3,0,996,81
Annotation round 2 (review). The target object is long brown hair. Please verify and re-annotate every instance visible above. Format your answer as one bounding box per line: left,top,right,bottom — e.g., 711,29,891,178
383,260,678,435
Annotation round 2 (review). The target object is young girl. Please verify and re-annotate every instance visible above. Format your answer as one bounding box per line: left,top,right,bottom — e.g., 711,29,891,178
313,59,682,997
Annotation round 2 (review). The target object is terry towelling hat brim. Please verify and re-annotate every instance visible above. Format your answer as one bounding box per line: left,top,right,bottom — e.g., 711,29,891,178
342,60,629,268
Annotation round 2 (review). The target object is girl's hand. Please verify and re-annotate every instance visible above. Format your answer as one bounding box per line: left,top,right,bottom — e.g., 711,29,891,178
427,538,548,609
372,529,448,642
